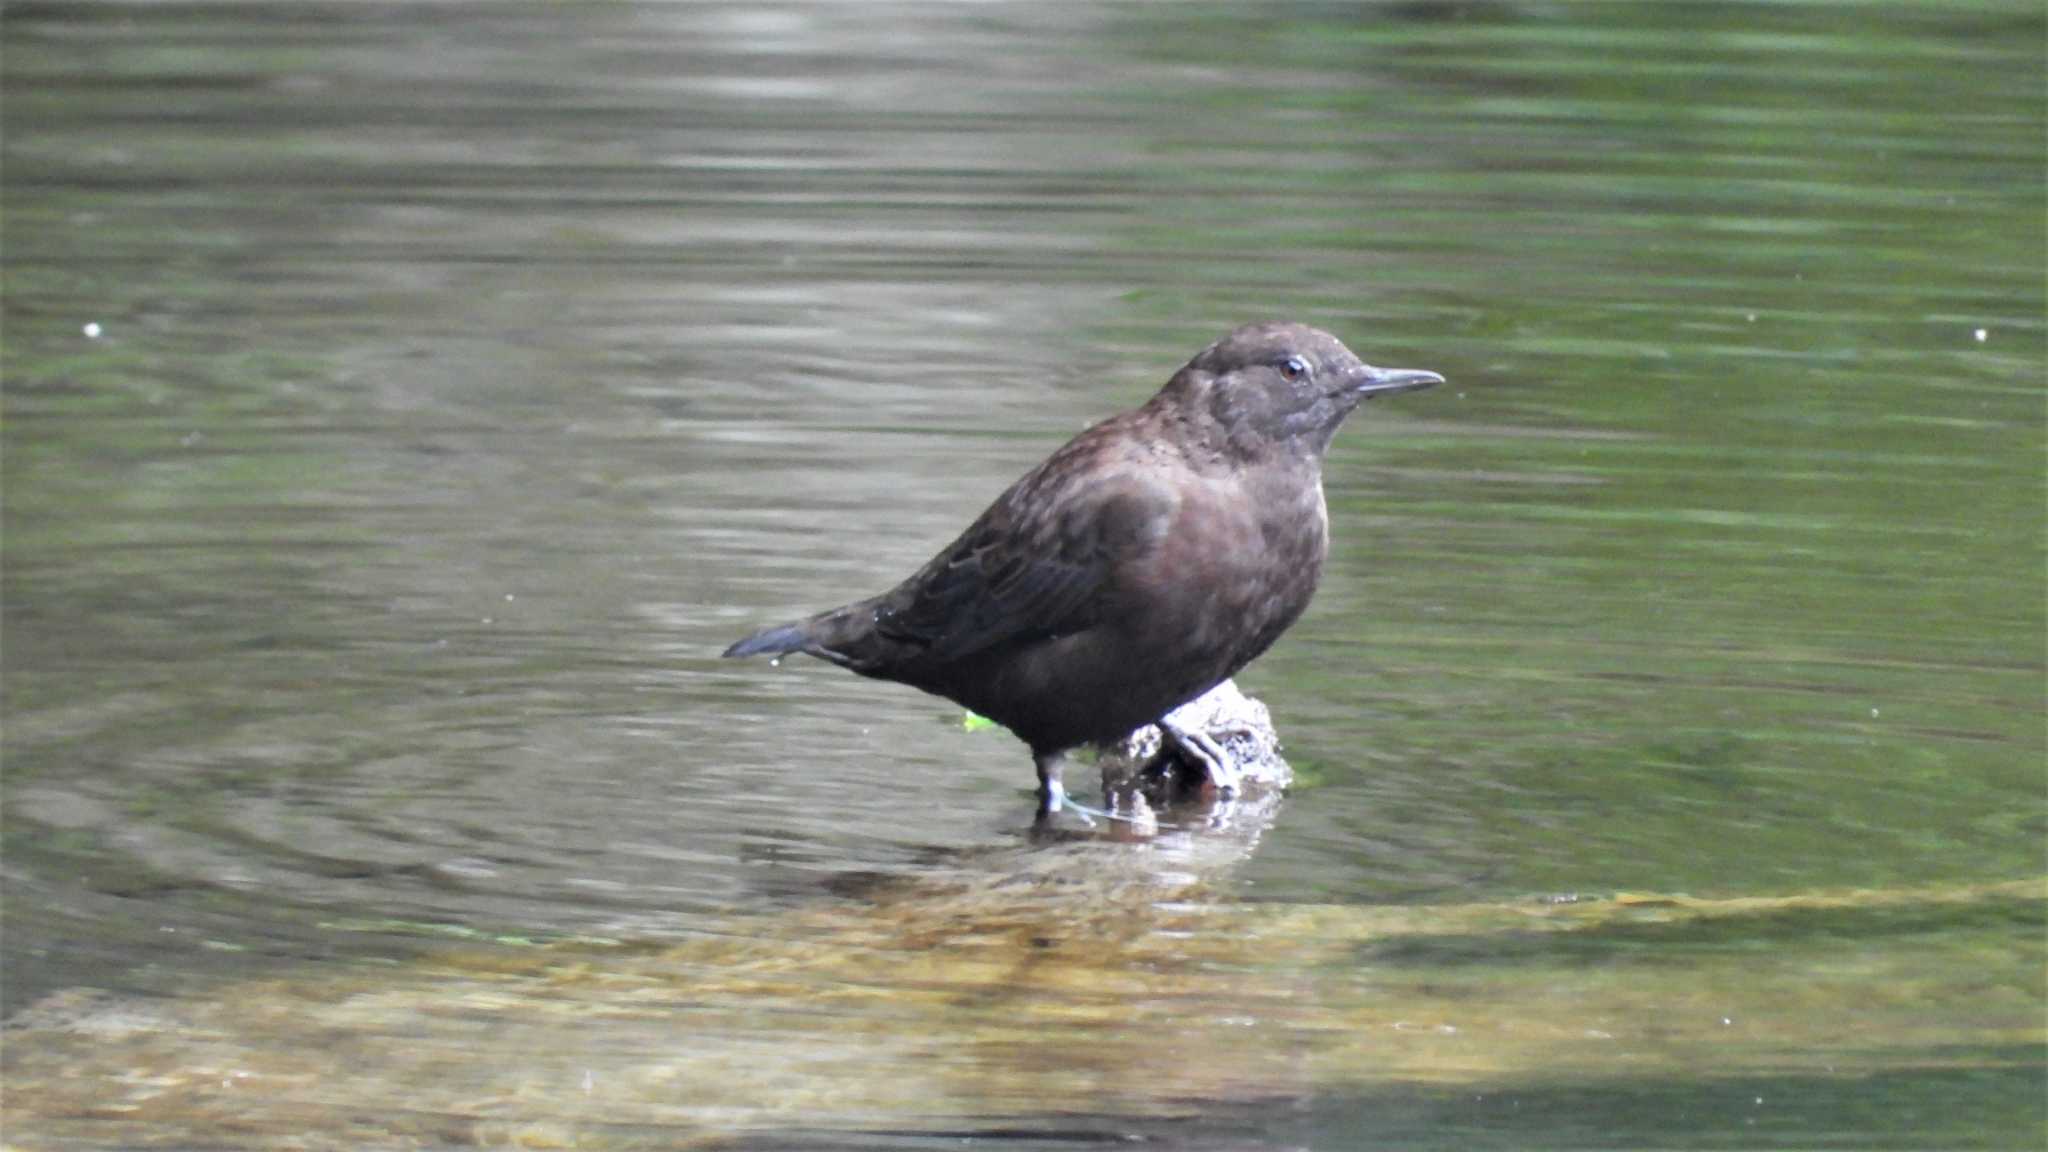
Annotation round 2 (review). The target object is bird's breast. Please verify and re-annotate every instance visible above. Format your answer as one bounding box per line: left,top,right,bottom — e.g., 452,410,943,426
1117,465,1326,673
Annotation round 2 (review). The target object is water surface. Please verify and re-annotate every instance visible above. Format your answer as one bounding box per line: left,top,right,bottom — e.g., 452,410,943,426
3,2,2042,1147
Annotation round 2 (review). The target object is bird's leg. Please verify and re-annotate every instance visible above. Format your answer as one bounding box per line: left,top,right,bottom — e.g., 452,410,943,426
1031,750,1096,829
1034,749,1070,814
1159,717,1241,798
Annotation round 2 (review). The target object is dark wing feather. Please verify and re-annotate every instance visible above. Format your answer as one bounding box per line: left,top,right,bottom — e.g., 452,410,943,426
872,468,1176,666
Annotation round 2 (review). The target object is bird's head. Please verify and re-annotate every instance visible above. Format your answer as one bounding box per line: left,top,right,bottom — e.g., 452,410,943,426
1161,322,1442,459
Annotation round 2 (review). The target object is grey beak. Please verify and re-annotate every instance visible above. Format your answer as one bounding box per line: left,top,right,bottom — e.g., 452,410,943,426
1347,365,1444,399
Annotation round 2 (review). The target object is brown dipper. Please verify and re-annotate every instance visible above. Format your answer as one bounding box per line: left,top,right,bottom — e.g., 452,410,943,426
724,322,1441,812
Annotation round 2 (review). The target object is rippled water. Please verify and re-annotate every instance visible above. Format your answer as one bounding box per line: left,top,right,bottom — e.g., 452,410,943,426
4,3,2042,1148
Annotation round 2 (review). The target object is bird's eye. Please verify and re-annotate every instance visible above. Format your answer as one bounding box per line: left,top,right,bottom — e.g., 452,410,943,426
1280,356,1311,381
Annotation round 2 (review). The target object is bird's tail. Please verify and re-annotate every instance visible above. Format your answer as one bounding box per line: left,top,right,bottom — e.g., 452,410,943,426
722,599,883,669
722,621,813,659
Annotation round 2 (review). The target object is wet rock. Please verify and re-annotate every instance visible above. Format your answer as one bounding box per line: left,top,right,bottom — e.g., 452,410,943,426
1094,679,1292,813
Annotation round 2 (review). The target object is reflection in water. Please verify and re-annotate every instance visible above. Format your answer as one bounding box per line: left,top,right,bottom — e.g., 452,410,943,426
2,0,2042,1147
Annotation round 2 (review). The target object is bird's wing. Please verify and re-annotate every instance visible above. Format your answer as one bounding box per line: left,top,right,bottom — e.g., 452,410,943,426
873,466,1177,666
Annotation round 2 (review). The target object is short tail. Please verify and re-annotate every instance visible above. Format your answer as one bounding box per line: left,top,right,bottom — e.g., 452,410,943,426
722,621,812,659
723,598,885,668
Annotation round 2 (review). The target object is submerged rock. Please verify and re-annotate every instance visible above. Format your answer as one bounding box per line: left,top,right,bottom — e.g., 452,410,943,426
8,873,2032,1149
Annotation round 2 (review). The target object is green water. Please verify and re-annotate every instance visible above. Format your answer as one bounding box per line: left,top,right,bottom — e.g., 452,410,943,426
3,2,2042,1147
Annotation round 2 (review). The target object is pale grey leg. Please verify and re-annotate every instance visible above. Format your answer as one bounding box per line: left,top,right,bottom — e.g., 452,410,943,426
1159,717,1242,797
1034,749,1069,814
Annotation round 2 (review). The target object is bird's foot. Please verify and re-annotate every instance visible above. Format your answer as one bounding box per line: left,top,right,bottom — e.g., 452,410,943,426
1160,718,1242,798
1034,753,1096,827
1032,780,1100,830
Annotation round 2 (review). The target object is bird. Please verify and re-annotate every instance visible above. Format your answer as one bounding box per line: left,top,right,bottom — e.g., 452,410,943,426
723,322,1441,812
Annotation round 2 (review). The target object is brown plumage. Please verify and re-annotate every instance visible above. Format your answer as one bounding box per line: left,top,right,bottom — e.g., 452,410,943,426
724,322,1441,810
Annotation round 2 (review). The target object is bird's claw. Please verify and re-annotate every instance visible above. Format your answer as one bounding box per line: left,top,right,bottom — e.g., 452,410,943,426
1032,778,1103,829
1161,720,1242,798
